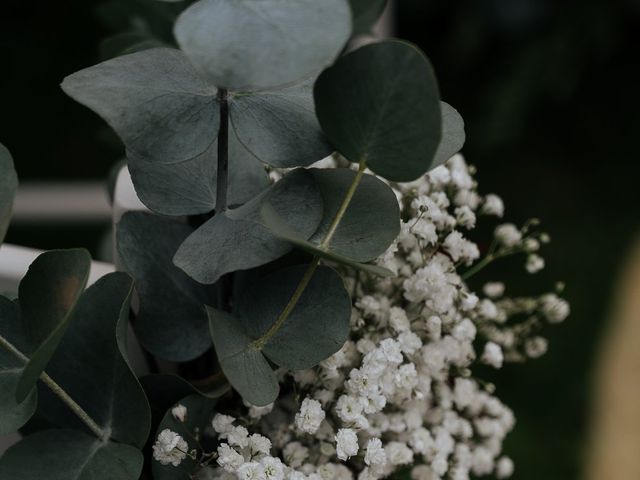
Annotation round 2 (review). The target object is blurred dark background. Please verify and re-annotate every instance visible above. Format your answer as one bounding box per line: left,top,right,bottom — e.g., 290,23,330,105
1,1,639,478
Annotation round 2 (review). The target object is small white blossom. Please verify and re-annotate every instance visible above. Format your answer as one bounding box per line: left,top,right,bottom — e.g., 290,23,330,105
212,414,236,436
494,224,522,248
171,404,187,423
540,294,570,323
482,342,504,368
335,428,359,460
525,254,545,273
295,398,325,434
364,438,387,467
481,194,504,217
217,444,244,472
495,456,514,478
152,429,188,467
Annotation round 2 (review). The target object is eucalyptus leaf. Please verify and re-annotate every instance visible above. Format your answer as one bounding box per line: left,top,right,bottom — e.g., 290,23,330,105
152,394,217,480
141,373,228,428
128,128,268,215
260,206,394,278
174,0,352,90
208,265,351,405
433,101,466,167
0,429,143,480
36,273,151,448
0,143,18,243
237,265,351,370
174,169,322,285
0,297,36,435
314,40,442,182
229,79,332,168
118,212,212,361
16,249,91,403
62,48,217,164
258,169,398,278
349,0,387,35
207,308,280,407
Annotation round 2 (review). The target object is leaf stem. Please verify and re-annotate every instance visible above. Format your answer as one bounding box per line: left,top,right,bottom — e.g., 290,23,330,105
320,160,367,249
254,159,368,349
461,248,520,281
216,88,229,213
0,333,107,441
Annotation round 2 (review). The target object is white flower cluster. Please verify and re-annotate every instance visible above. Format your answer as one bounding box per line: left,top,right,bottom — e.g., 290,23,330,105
154,155,569,480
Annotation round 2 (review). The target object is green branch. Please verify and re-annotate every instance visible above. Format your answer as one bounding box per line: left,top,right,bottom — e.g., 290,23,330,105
0,334,108,441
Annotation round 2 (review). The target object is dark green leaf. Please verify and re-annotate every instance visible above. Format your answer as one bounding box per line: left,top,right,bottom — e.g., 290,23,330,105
141,374,228,428
349,0,387,35
174,0,352,90
208,265,351,405
259,169,398,277
237,265,351,370
152,394,217,480
118,213,212,361
174,169,322,284
433,101,466,167
307,169,400,261
314,40,442,182
128,128,269,216
207,307,279,406
0,297,36,435
36,273,151,448
16,249,91,403
229,79,332,168
0,429,143,480
0,143,18,243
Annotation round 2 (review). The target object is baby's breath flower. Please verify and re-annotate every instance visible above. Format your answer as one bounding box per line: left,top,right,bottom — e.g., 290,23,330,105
152,429,188,467
171,404,187,422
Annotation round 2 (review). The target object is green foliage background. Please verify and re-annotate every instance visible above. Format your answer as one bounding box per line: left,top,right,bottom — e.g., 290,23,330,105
1,0,639,478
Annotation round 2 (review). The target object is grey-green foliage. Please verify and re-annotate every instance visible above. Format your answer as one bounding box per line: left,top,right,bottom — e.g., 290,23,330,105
117,212,213,361
174,169,323,284
0,429,143,480
0,297,37,435
0,143,18,243
260,168,399,277
15,249,91,402
35,273,151,448
209,265,351,406
433,101,466,167
62,45,333,215
174,0,352,90
314,40,442,182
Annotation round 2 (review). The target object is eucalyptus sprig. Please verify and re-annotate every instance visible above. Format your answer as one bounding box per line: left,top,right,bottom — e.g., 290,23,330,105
0,0,468,478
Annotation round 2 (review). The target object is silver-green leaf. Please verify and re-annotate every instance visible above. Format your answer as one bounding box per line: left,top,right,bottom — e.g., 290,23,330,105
174,0,352,90
433,101,466,167
0,143,18,243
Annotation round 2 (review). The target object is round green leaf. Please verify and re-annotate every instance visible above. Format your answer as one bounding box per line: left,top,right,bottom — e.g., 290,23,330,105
152,394,217,480
0,429,143,480
36,273,151,448
349,0,387,35
229,79,333,168
118,213,213,361
207,307,279,407
16,249,91,403
62,48,218,165
307,169,400,261
174,0,352,90
314,40,442,182
237,265,351,370
0,143,18,243
174,169,322,285
433,101,466,167
259,169,399,277
128,127,269,216
0,297,36,435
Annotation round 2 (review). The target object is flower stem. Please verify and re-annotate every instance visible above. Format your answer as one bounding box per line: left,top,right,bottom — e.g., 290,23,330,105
0,333,107,441
254,159,368,349
216,88,229,214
